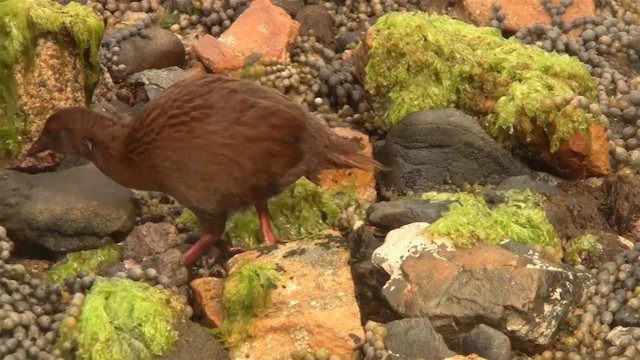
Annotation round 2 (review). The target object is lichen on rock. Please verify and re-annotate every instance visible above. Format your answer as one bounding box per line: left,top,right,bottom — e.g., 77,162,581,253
422,189,559,250
48,244,122,283
364,12,603,153
56,278,185,360
0,0,104,158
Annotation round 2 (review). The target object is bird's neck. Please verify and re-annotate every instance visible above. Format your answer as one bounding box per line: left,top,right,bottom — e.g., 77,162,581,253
78,110,143,189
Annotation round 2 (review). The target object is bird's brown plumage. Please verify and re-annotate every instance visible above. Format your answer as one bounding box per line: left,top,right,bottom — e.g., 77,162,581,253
27,73,384,264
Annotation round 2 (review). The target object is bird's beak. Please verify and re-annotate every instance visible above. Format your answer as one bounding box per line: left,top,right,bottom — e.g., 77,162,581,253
25,136,50,157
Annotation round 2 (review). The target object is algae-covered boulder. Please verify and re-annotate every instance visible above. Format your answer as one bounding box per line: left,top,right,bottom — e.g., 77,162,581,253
178,177,364,248
56,278,186,360
421,189,561,262
360,12,609,179
0,0,103,161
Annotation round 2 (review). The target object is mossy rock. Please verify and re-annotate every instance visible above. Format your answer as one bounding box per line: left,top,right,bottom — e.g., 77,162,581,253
178,177,364,248
422,189,560,251
364,12,603,153
56,278,186,360
0,0,104,158
48,244,122,283
212,261,281,347
564,233,603,266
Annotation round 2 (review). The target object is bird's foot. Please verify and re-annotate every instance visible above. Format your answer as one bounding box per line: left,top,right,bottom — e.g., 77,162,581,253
182,234,217,266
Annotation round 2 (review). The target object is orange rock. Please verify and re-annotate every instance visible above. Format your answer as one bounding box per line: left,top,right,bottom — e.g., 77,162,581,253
463,0,595,36
195,0,300,73
556,123,610,178
226,239,363,359
317,127,378,203
190,277,225,327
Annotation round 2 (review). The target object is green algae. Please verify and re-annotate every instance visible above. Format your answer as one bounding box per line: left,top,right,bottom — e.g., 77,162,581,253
178,177,364,248
56,278,185,360
565,233,603,265
48,244,122,284
225,177,363,248
364,12,602,152
213,261,281,347
0,0,104,157
422,189,559,249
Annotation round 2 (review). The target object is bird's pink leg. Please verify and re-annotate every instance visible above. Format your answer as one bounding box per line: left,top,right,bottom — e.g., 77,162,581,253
256,202,278,245
182,234,217,266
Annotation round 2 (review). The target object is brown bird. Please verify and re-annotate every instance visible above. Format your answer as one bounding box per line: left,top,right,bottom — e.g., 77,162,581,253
26,73,384,266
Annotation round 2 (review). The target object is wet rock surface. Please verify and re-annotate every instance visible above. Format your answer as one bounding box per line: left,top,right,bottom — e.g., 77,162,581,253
0,165,136,252
377,109,530,195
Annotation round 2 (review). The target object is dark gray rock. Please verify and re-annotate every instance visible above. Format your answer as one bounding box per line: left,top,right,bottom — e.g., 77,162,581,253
0,165,136,252
163,0,192,14
366,199,453,230
141,249,189,287
271,0,304,17
122,222,183,262
614,306,640,327
376,109,530,195
155,320,230,360
384,318,457,360
336,31,362,52
458,324,511,360
123,67,190,113
111,27,185,83
296,6,336,51
496,175,562,197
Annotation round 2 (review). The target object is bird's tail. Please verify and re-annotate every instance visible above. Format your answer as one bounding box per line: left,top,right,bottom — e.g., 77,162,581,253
323,129,388,172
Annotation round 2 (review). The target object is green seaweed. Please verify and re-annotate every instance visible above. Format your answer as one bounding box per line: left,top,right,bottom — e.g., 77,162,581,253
212,261,281,347
0,0,104,157
365,12,602,152
57,278,185,360
564,233,603,265
48,244,122,284
178,177,364,248
422,189,559,249
225,177,363,248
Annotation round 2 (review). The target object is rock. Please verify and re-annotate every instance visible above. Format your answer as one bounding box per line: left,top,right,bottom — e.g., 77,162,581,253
121,223,182,262
316,127,378,203
372,223,586,353
600,173,640,235
156,320,230,360
462,0,595,36
614,306,640,327
295,5,336,51
141,249,189,287
110,26,186,83
376,109,529,195
191,277,225,327
225,238,364,359
163,0,192,14
125,67,191,102
366,199,453,230
336,31,362,52
195,0,300,74
496,175,562,197
9,35,91,169
605,326,640,349
458,324,511,360
271,0,304,17
383,318,457,360
0,164,136,252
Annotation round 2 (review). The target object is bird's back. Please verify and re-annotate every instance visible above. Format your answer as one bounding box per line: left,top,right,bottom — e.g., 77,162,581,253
122,74,316,214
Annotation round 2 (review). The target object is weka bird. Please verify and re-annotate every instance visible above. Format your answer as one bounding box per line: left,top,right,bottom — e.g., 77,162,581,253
26,73,384,266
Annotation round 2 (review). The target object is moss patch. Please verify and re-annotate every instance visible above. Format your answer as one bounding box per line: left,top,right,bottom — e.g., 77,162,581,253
57,278,185,360
365,12,602,152
422,189,559,249
48,244,122,284
0,0,104,157
225,177,364,248
213,261,281,347
564,233,603,265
